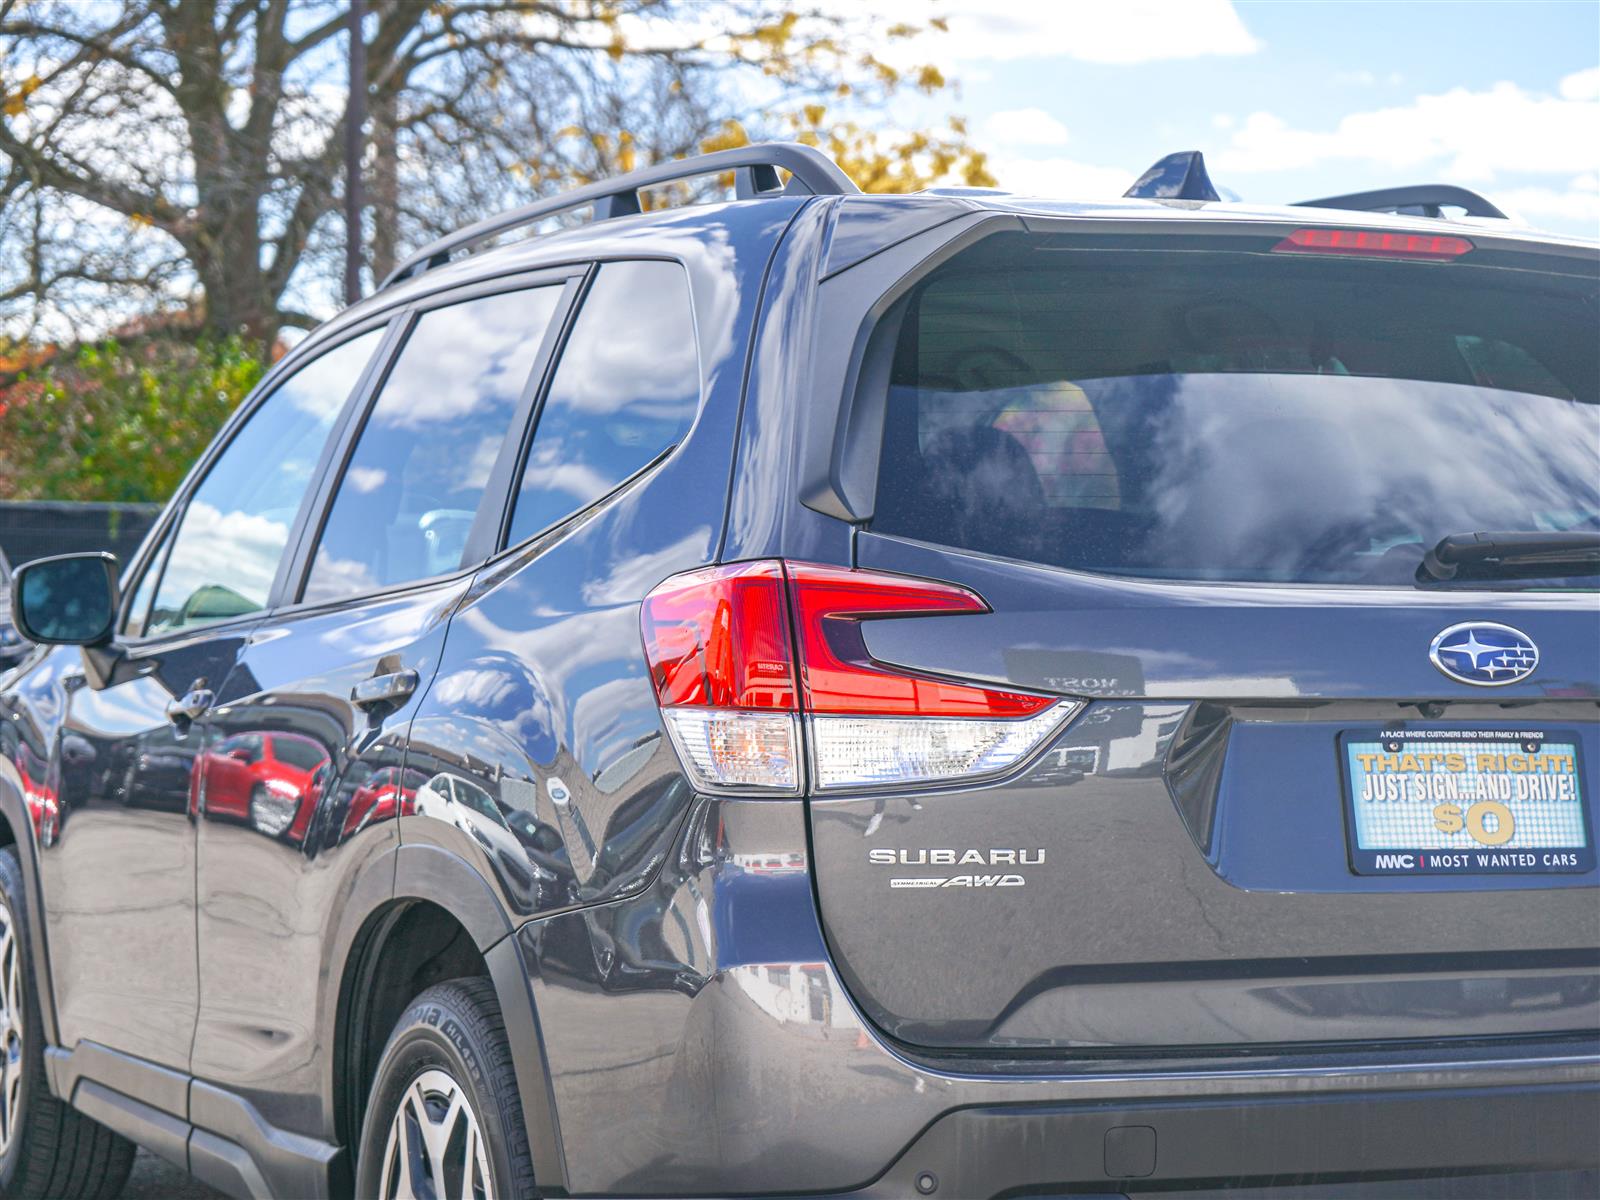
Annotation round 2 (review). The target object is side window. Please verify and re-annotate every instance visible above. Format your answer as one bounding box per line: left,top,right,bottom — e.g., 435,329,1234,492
506,261,699,545
121,527,172,637
219,733,264,764
146,329,383,636
302,286,564,606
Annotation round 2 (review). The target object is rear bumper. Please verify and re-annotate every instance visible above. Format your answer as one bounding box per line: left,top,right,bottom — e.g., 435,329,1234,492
516,797,1600,1196
846,1082,1600,1198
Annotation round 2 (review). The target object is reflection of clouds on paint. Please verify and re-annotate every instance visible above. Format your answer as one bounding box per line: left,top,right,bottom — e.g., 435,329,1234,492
581,527,713,606
571,675,653,774
432,665,522,710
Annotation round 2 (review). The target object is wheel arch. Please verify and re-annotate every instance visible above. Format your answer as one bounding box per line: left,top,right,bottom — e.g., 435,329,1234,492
324,841,568,1193
0,768,61,1051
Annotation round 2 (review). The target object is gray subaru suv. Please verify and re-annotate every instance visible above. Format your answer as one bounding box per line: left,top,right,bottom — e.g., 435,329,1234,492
0,144,1596,1199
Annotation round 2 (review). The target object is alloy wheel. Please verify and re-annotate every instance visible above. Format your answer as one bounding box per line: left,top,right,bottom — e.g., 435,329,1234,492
0,896,23,1157
377,1068,493,1200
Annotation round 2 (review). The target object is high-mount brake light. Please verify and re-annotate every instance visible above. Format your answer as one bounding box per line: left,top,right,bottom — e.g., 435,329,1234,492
641,561,1080,796
1273,228,1473,261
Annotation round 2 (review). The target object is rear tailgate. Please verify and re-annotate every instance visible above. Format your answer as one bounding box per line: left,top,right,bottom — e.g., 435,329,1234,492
806,229,1600,1054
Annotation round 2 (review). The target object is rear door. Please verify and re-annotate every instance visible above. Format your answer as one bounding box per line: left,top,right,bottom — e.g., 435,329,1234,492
806,227,1600,1053
191,274,576,1134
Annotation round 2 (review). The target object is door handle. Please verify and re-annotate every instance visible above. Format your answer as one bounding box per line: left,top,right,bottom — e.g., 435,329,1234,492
351,669,419,710
165,686,214,728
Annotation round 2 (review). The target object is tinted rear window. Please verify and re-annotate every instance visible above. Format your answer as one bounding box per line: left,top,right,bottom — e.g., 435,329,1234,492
872,237,1598,586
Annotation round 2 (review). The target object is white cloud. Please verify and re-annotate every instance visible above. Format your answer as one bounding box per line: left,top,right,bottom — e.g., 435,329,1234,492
987,155,1134,200
877,0,1259,66
1495,172,1600,228
1214,77,1600,181
983,107,1070,147
1335,69,1404,87
1560,66,1600,102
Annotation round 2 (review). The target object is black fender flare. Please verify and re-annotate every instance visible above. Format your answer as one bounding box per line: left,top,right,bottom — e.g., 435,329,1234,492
319,839,568,1192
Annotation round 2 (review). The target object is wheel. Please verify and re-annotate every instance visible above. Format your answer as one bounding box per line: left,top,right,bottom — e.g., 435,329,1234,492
355,978,534,1200
248,783,296,838
0,846,135,1200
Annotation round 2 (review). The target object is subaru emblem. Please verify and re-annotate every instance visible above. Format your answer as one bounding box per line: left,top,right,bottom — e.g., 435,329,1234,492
1429,622,1539,687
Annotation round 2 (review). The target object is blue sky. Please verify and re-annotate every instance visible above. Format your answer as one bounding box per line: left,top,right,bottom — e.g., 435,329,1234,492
889,0,1599,237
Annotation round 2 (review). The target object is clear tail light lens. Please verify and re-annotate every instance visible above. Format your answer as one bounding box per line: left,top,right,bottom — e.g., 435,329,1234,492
641,560,1080,795
809,708,1075,791
661,708,801,792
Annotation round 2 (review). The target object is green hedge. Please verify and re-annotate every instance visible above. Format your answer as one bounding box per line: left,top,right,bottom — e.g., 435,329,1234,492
0,335,265,503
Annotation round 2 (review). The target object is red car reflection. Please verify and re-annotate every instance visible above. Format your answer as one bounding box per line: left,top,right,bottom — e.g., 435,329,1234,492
342,766,423,838
196,732,329,843
18,764,59,847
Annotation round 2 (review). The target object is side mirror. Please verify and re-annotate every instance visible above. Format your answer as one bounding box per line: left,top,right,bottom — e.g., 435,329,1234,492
11,553,119,646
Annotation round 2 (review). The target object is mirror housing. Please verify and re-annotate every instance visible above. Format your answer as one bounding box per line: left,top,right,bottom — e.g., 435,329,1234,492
11,553,120,647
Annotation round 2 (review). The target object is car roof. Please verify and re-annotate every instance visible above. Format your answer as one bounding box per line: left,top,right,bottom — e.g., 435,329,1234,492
956,190,1599,250
292,144,1597,368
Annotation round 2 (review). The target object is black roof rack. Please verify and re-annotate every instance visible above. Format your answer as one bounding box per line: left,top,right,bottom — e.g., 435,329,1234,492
1293,184,1507,221
381,142,858,288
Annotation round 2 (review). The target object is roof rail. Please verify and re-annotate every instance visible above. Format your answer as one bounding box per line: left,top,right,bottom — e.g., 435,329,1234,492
1293,184,1507,221
381,142,858,288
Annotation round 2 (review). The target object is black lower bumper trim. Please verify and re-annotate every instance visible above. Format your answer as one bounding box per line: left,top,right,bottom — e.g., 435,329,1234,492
846,1082,1599,1198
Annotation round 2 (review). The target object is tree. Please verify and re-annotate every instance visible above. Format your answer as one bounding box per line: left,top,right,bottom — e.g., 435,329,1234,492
0,1,991,343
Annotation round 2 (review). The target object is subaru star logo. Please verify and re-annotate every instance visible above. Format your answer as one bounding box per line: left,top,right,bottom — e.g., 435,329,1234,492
1429,622,1539,687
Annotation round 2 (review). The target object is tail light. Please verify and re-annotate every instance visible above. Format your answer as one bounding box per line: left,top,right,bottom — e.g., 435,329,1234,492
641,561,1080,795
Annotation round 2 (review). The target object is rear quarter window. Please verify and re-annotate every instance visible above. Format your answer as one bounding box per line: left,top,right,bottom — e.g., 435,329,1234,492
506,260,700,545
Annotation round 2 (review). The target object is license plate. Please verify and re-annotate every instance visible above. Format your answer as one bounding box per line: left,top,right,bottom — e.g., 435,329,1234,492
1340,728,1592,875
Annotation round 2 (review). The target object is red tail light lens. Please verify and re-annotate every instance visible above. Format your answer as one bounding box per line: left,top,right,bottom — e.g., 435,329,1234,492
1273,228,1473,261
786,563,1055,717
640,560,796,710
641,561,1079,795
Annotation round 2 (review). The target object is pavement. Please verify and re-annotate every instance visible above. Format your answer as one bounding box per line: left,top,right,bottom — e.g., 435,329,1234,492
123,1149,225,1199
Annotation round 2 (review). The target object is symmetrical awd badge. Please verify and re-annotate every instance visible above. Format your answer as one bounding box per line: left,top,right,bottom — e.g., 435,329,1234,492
1430,622,1539,687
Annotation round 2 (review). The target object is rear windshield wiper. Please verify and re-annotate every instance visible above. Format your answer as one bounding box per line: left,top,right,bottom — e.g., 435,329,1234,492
1419,530,1600,583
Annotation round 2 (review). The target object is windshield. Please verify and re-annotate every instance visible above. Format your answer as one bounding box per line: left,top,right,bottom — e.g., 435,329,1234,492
871,239,1599,587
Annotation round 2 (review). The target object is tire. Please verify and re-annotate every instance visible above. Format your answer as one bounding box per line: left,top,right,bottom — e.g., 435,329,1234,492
354,978,535,1200
0,847,135,1200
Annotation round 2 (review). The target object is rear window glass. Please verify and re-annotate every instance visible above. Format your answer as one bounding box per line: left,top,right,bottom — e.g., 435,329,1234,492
871,237,1598,586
